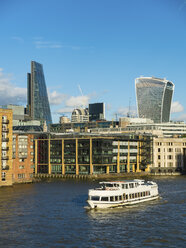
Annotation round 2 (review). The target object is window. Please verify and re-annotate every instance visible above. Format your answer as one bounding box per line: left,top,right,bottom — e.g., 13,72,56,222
168,148,173,152
158,155,161,160
115,196,119,201
167,155,173,160
18,174,25,179
91,196,100,201
2,172,6,181
101,197,108,201
110,196,114,201
119,195,122,201
158,148,161,152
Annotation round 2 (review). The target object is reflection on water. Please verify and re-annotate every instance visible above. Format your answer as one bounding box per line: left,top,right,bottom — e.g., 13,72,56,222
0,177,185,248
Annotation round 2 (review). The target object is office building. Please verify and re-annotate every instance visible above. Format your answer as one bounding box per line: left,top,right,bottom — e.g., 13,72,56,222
27,61,52,126
71,108,89,123
135,77,174,123
89,103,105,121
35,133,152,175
0,109,13,186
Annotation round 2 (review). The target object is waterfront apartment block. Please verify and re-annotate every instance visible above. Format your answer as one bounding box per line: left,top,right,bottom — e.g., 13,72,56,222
35,133,152,175
151,137,186,173
12,132,35,183
0,109,13,187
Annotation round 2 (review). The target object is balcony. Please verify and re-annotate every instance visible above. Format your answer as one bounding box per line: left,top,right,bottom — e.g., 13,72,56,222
2,128,9,133
2,165,9,170
2,119,9,124
2,138,9,142
1,156,9,160
1,147,9,151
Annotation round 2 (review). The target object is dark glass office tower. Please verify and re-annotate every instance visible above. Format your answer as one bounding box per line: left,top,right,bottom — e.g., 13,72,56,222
89,103,105,121
27,61,52,125
135,77,174,123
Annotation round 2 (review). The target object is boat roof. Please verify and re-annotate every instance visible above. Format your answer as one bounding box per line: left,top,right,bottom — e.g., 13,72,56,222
99,179,144,184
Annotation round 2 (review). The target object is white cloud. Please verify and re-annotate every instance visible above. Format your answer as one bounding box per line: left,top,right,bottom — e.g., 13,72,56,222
0,68,26,105
48,90,67,105
55,107,74,114
65,95,89,108
171,101,184,113
172,113,186,122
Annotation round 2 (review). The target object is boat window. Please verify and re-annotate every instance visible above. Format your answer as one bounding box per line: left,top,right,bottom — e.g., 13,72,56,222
143,192,145,196
126,194,128,200
105,184,113,187
122,184,128,189
132,194,135,199
115,196,119,201
135,183,138,187
141,192,143,197
129,194,132,199
135,193,138,198
110,196,114,201
101,197,108,201
138,193,140,197
119,195,122,201
91,196,100,201
129,183,134,188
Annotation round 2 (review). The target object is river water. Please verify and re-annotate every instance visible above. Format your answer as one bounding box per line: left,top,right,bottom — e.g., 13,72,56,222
0,176,186,248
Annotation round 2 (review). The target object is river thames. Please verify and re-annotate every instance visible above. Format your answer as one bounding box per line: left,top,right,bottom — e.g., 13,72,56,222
0,176,186,248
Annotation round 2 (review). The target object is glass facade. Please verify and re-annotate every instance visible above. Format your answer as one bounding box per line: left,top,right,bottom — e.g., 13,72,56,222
36,134,152,175
27,61,52,125
135,77,174,123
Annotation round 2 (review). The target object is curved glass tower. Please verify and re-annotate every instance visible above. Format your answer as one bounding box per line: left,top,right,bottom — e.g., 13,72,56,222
135,77,174,123
27,61,52,125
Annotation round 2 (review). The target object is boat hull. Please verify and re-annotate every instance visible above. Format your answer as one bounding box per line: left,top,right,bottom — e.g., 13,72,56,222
87,194,159,209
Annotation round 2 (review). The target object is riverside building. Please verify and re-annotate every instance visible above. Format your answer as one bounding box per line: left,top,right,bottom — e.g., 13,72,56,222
0,109,13,186
34,133,152,176
12,132,35,183
135,77,174,123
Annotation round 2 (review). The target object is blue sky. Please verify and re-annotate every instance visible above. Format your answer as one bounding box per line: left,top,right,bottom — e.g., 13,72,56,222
1,0,186,123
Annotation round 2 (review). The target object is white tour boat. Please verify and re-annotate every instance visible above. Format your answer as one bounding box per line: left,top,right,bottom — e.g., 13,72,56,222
87,179,159,209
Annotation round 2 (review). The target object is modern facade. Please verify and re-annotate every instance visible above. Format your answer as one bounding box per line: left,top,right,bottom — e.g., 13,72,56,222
27,61,52,126
135,77,174,123
35,133,152,175
71,108,89,123
0,109,13,186
89,103,105,121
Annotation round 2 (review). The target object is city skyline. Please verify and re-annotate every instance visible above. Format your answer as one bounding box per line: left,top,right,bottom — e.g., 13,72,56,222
1,0,186,123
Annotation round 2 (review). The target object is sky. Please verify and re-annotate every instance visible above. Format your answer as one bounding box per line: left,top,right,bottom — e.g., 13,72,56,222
1,0,186,123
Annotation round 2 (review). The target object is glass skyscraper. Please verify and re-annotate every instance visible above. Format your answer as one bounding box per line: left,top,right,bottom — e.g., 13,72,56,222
27,61,52,125
135,77,174,123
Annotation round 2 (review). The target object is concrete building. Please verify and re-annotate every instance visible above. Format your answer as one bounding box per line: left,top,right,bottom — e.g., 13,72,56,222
59,116,70,124
151,137,186,173
135,77,174,123
71,108,89,123
0,108,13,187
125,122,186,137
